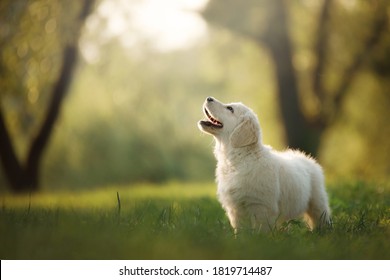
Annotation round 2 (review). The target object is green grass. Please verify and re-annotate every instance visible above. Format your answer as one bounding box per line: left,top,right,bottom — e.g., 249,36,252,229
1,181,389,259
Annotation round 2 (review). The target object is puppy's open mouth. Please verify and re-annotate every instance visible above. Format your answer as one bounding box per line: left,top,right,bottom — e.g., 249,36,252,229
200,108,223,128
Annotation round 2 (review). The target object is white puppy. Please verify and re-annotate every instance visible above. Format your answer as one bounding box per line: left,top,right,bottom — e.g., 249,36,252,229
198,97,331,232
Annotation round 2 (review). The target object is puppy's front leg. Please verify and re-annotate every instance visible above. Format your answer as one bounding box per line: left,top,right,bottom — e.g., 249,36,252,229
248,204,279,233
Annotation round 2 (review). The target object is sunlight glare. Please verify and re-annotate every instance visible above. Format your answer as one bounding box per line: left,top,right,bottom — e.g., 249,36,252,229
89,0,209,54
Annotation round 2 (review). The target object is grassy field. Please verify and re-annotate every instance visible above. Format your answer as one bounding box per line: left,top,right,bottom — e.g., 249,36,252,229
1,181,389,260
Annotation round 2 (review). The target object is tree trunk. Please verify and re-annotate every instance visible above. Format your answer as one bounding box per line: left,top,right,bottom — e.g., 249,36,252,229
261,0,322,156
0,109,33,192
0,1,94,193
0,45,79,193
260,0,386,156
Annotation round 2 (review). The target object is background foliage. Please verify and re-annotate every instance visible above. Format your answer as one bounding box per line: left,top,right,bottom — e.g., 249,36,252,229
1,0,390,191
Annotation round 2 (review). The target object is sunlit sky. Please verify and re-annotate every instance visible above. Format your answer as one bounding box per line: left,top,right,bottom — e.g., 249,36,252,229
81,0,209,61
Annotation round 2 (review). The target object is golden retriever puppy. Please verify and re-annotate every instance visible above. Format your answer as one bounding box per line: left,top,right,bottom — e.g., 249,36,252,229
198,97,331,232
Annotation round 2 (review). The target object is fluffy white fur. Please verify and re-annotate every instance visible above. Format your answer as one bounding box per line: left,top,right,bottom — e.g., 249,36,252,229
198,97,331,232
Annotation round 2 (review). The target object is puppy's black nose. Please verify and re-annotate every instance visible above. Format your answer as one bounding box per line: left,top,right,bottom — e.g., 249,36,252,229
207,97,214,102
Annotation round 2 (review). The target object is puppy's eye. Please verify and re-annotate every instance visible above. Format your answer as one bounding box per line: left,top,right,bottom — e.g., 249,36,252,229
226,106,234,113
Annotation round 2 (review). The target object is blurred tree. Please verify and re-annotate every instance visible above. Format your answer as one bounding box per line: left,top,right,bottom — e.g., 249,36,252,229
0,0,95,192
203,0,389,156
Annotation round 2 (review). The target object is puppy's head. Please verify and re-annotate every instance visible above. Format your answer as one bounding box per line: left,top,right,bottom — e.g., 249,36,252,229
198,97,261,148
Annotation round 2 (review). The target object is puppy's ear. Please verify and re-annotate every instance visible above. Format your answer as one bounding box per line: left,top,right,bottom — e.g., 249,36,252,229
230,119,258,148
